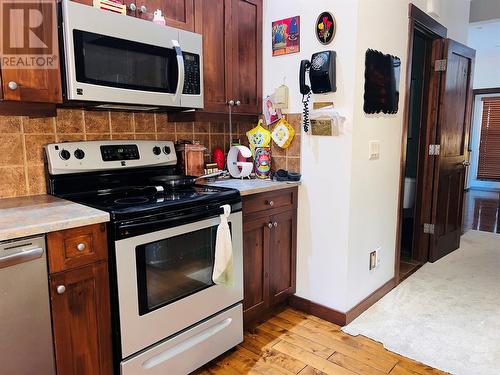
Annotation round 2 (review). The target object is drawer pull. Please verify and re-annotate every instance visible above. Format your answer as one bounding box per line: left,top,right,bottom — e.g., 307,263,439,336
273,221,278,228
56,285,66,294
76,243,86,252
267,200,274,207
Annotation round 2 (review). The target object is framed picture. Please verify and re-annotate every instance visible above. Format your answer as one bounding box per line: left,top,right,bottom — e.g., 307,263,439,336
272,16,300,56
263,96,282,125
315,12,336,45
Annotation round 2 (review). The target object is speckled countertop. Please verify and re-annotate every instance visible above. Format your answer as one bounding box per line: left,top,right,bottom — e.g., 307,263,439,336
0,195,109,241
204,178,300,196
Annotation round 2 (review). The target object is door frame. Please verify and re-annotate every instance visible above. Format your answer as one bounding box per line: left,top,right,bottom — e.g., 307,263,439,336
394,4,447,284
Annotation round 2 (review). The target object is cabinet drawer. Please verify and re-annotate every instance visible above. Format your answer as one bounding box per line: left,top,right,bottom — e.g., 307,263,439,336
243,189,295,215
47,223,108,274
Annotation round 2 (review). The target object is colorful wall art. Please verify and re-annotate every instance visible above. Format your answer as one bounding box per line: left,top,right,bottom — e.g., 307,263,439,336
272,16,300,56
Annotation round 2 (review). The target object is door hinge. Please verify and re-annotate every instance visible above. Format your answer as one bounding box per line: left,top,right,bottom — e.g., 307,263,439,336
423,223,435,235
429,144,441,156
434,59,447,72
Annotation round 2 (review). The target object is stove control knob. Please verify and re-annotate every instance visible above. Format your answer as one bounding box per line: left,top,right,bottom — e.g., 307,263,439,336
74,149,85,160
163,145,171,155
153,146,161,155
59,149,71,160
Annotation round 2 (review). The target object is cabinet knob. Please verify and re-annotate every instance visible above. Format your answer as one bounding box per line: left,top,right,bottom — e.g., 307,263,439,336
56,285,66,294
76,243,86,252
235,100,241,106
8,81,18,90
140,5,147,13
462,160,470,167
267,200,274,207
273,221,278,228
128,3,137,11
228,100,235,106
267,222,273,229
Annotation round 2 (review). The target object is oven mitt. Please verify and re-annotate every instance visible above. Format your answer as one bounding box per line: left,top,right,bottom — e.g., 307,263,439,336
212,204,233,286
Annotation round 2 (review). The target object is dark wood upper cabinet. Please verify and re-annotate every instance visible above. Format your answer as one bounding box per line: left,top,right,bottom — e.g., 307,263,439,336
228,0,262,115
0,0,62,103
191,0,262,117
134,0,194,30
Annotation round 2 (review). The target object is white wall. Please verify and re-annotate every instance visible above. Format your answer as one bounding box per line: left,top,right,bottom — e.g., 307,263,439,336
263,0,359,312
263,0,471,313
345,0,471,309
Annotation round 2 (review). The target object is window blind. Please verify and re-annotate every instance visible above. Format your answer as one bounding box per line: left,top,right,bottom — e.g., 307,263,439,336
478,96,500,181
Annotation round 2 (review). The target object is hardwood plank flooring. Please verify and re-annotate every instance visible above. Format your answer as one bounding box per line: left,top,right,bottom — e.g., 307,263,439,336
193,308,447,375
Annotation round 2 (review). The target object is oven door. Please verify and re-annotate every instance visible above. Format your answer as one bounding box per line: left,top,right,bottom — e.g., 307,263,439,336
61,0,185,107
114,212,243,358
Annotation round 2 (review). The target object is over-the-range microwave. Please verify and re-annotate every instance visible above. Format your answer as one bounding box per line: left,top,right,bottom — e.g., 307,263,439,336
59,0,203,111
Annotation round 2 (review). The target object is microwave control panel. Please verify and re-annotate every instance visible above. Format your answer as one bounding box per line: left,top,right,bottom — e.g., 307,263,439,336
182,52,201,95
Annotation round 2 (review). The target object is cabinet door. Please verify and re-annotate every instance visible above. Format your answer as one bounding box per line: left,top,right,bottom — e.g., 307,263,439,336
1,0,62,103
194,0,232,113
269,209,297,306
228,0,262,114
50,262,113,375
135,0,194,30
242,214,271,323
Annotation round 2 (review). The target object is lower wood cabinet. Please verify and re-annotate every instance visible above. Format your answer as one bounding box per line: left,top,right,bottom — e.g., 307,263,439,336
47,224,113,375
242,188,297,325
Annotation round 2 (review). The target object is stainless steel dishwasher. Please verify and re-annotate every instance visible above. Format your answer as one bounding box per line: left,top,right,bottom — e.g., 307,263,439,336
0,235,55,375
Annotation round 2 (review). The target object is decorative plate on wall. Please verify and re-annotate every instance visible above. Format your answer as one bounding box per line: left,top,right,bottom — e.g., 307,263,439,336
315,12,336,45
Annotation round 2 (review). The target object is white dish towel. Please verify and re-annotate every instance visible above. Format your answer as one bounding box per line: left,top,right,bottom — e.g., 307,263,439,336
212,204,233,285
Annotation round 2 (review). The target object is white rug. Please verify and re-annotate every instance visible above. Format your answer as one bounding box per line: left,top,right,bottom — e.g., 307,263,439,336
343,230,500,375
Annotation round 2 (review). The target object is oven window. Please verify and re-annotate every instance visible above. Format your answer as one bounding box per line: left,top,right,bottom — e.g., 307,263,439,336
136,224,227,315
73,30,178,93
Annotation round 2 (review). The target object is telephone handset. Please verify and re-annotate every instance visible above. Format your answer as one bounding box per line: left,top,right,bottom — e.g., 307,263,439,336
299,51,337,132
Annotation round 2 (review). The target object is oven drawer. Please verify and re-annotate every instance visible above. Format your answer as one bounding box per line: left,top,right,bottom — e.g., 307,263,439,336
242,189,295,215
120,304,243,375
47,223,107,273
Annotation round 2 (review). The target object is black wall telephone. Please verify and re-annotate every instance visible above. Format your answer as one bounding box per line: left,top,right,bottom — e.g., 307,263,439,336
299,51,337,132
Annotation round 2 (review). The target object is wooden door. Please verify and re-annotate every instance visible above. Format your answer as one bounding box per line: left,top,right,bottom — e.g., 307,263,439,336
0,0,62,103
429,39,475,262
269,209,297,306
228,0,262,115
50,262,113,375
242,214,271,323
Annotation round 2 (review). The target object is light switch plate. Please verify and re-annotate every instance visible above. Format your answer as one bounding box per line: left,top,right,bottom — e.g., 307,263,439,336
369,140,380,160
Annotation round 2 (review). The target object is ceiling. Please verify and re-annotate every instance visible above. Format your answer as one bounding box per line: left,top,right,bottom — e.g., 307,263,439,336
468,20,500,52
469,0,500,23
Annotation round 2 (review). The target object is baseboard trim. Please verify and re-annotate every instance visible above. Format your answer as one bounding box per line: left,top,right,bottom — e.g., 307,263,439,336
288,295,347,326
345,277,397,324
289,277,397,327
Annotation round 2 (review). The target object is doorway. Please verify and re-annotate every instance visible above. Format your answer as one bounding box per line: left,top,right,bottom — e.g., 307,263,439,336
395,4,476,283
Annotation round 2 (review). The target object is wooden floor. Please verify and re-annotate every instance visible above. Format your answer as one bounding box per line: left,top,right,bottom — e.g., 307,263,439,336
194,308,446,375
398,258,421,282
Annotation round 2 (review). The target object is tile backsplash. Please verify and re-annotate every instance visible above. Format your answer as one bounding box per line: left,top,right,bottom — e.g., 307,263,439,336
0,110,301,198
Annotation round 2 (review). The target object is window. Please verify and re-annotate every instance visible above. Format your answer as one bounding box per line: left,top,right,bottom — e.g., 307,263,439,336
477,96,500,181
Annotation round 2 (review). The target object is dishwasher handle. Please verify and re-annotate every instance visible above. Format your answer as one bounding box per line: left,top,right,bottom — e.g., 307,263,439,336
0,247,43,269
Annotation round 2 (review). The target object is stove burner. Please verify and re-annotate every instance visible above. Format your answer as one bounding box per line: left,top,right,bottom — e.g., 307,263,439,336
114,197,150,205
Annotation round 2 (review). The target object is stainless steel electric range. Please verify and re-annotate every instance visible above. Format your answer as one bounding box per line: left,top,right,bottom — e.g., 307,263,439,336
45,140,243,375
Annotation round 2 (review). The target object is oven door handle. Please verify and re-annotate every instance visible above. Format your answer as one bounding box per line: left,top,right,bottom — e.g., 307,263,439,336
172,40,185,104
141,317,233,369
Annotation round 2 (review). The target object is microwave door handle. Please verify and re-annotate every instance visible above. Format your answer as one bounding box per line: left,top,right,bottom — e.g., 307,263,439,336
172,40,185,104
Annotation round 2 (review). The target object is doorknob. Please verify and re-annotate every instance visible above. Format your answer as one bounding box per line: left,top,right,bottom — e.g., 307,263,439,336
462,160,470,167
56,285,66,294
7,81,18,90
